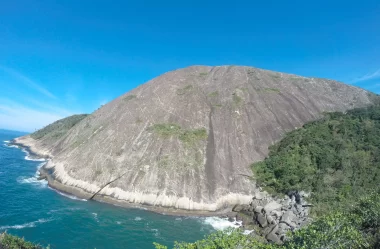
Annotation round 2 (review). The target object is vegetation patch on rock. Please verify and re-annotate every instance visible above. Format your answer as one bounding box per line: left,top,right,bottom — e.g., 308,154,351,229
176,85,194,95
30,114,88,140
149,123,207,146
123,95,137,101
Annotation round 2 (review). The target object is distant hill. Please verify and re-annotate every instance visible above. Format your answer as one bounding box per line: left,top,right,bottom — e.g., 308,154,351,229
14,65,376,212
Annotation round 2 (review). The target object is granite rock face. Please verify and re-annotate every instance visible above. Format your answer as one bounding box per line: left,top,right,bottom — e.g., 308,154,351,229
15,65,374,211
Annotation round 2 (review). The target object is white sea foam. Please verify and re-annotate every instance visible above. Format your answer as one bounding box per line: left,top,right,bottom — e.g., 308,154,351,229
48,187,87,202
20,148,46,162
17,162,48,187
0,218,52,231
4,144,18,148
3,140,10,143
92,213,99,222
134,216,142,221
17,176,48,187
151,228,159,238
48,207,82,214
116,221,122,225
203,217,242,230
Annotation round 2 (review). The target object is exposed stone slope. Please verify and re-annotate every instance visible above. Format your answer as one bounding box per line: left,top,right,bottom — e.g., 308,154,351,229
15,65,374,212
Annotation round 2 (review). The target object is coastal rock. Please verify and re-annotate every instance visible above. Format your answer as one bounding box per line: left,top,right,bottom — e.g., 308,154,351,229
281,211,297,228
254,206,263,213
233,204,249,212
257,213,268,228
264,201,282,214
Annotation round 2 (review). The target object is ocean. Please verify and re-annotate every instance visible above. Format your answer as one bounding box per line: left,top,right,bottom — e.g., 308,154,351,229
0,130,238,249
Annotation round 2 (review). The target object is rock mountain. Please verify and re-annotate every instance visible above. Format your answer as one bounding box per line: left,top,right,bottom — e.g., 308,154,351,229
15,66,375,212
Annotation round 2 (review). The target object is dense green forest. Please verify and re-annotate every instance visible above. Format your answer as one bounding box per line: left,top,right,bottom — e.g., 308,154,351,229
253,105,380,215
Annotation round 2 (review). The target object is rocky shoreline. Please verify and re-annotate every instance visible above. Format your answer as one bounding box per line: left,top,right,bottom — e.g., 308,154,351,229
226,191,312,244
10,138,311,243
10,138,241,217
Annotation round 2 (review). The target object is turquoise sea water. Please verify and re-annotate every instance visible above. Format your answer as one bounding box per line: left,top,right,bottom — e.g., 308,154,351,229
0,130,232,249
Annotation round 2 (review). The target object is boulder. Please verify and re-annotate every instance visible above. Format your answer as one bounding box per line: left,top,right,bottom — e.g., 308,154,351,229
281,211,297,228
264,201,282,214
253,192,264,200
257,213,268,228
254,206,263,213
271,210,282,219
266,215,276,225
232,204,249,212
266,231,282,244
277,223,290,234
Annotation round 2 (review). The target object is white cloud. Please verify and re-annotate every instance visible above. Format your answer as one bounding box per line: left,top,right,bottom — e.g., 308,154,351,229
353,69,380,83
0,65,57,99
0,100,72,132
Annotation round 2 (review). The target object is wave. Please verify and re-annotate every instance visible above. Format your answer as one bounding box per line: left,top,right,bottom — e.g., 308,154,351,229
17,176,48,187
151,228,159,238
22,149,46,162
202,217,242,231
3,140,10,143
17,162,48,188
134,216,142,221
4,143,18,148
48,207,82,214
48,187,87,202
0,218,52,231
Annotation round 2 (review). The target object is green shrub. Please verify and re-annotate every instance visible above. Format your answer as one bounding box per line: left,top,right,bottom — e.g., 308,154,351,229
0,233,44,249
177,85,194,95
208,91,219,97
258,88,280,93
149,124,207,147
123,95,137,101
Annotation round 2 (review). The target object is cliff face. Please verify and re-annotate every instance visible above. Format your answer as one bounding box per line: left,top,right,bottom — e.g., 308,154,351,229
15,66,375,211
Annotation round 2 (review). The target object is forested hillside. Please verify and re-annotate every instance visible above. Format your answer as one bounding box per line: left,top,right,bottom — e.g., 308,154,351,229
253,105,380,215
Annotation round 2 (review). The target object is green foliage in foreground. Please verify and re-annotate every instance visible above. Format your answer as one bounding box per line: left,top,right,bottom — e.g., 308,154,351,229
30,114,88,140
252,105,380,214
0,233,46,249
154,192,380,249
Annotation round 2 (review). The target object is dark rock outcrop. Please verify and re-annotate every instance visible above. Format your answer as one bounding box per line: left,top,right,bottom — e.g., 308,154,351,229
234,191,312,243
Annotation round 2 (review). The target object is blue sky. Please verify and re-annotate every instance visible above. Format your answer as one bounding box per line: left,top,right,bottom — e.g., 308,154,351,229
0,0,379,132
